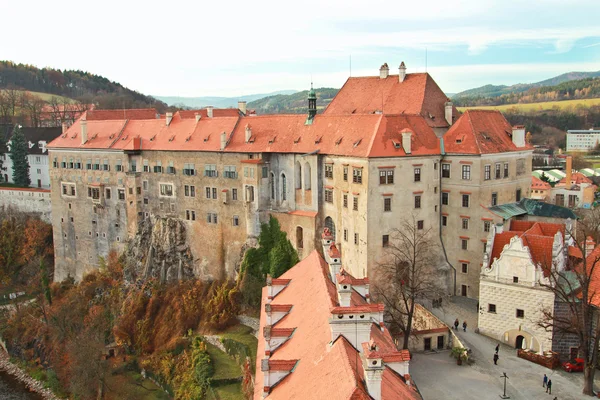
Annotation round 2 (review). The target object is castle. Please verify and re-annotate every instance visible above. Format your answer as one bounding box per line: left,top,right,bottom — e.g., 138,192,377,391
47,62,532,297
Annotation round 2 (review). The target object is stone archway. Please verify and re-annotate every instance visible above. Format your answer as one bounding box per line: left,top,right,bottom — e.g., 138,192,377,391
516,335,525,350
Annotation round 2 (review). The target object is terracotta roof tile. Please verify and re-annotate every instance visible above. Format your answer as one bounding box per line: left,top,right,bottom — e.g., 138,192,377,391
444,110,532,154
323,73,457,128
255,250,416,399
85,109,158,120
558,172,593,185
532,176,551,190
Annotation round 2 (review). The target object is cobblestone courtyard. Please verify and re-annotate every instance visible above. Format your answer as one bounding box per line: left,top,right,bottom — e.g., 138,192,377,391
410,297,600,400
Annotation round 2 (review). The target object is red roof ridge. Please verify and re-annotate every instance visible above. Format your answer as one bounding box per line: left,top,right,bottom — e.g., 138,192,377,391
331,304,384,314
365,113,384,156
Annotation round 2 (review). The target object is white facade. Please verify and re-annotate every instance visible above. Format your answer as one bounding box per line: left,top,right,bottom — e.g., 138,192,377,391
478,225,564,353
2,139,52,188
566,129,600,152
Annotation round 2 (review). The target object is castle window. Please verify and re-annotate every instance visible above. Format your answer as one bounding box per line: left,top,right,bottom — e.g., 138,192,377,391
484,165,491,180
516,309,524,318
281,173,287,201
343,166,348,181
461,165,471,180
153,161,163,173
461,263,468,273
352,168,362,184
204,164,217,177
324,164,333,179
233,215,240,226
442,192,449,205
118,189,125,200
484,221,491,232
159,184,174,197
232,188,238,200
504,162,509,178
414,168,421,182
462,194,470,207
343,194,348,208
442,163,450,178
353,196,358,211
380,169,394,184
384,197,391,212
491,192,498,206
223,165,237,179
414,195,421,209
184,163,197,176
116,159,123,172
382,234,389,247
143,159,149,172
462,218,469,230
324,189,333,203
417,220,424,230
488,304,496,313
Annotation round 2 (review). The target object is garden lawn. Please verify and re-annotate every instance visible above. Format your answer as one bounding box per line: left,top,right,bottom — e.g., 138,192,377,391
213,382,245,400
104,370,170,400
205,342,242,380
220,324,258,364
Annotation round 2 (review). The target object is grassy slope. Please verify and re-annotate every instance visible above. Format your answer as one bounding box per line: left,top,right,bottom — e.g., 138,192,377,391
220,324,258,364
105,370,170,400
205,342,242,380
458,98,600,112
0,89,74,103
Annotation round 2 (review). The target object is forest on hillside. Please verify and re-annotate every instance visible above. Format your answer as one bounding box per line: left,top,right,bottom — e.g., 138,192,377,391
247,87,338,114
0,61,167,113
454,77,600,107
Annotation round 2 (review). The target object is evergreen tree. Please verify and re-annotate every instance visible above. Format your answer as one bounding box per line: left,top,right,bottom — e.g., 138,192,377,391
9,125,30,187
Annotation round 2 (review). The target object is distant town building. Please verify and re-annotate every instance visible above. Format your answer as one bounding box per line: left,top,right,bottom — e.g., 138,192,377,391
531,176,551,201
566,129,600,152
254,232,421,399
1,125,62,188
550,157,597,209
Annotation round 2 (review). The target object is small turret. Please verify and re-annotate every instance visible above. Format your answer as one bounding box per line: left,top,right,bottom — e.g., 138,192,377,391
307,83,317,122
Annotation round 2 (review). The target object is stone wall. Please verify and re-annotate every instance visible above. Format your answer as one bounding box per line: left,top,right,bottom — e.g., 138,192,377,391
0,187,51,222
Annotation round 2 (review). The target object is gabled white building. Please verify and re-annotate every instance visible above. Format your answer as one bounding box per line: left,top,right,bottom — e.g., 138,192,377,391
478,220,569,353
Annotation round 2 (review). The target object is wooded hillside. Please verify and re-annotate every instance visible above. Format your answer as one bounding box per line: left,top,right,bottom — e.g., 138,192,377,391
247,88,338,114
454,76,600,107
0,61,167,112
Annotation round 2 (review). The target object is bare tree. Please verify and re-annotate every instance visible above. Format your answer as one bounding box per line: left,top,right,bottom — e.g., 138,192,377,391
538,210,600,396
372,216,445,349
20,92,45,127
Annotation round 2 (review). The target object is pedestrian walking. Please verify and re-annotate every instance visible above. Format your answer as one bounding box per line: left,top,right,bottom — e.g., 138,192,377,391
546,379,552,394
454,318,459,330
493,353,499,365
543,374,547,388
495,344,499,354
463,321,467,332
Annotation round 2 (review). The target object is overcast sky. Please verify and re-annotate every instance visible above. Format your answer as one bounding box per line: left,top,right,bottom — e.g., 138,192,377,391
4,0,600,97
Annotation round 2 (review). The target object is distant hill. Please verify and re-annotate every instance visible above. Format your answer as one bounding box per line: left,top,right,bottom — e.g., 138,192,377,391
155,90,298,109
0,60,167,111
247,88,339,114
453,70,600,106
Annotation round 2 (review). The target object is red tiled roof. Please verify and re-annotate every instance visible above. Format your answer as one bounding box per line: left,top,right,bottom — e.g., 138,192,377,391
532,176,551,190
443,110,532,154
84,109,158,121
255,250,416,399
558,172,593,185
49,111,441,158
490,221,565,274
178,108,240,119
323,73,457,128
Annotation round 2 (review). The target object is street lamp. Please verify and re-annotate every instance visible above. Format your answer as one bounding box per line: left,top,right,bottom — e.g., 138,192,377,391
500,372,510,399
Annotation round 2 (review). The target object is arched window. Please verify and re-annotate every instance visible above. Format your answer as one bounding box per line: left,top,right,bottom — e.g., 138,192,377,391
304,162,311,190
270,172,275,200
324,216,336,241
296,226,304,249
281,173,287,201
295,162,302,189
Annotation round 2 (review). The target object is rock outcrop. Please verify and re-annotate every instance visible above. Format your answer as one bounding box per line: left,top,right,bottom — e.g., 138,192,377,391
124,216,194,282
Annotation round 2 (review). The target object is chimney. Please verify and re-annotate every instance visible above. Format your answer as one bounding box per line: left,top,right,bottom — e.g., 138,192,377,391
337,280,352,307
245,124,252,143
80,118,87,145
495,223,504,234
402,130,412,154
398,61,407,82
364,348,384,400
566,155,573,188
220,131,227,150
166,112,173,126
379,63,389,79
586,236,596,256
512,125,526,148
207,106,214,118
238,101,247,115
445,99,453,126
195,113,201,122
61,122,68,134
